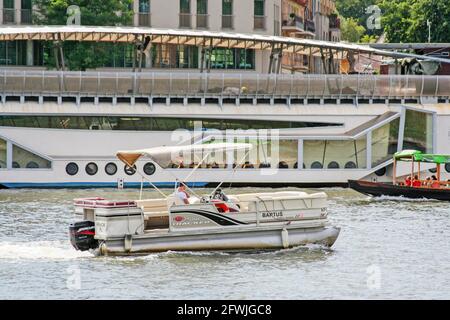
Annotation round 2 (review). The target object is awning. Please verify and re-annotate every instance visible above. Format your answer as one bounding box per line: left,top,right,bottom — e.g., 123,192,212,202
394,150,450,164
0,25,449,63
117,143,253,168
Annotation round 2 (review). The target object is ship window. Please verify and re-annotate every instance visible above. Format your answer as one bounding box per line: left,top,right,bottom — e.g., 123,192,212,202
304,138,367,170
327,161,340,169
0,116,343,131
124,165,137,176
375,167,387,177
105,162,118,176
0,138,6,168
143,162,156,175
12,144,51,169
403,109,433,154
371,119,400,167
66,163,79,176
445,163,450,173
310,161,323,169
85,162,98,176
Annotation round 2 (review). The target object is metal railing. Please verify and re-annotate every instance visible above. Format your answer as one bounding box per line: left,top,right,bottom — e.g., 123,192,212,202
221,15,233,29
196,14,208,29
282,15,304,30
0,71,449,101
137,13,151,27
2,8,15,24
179,13,192,28
254,16,266,30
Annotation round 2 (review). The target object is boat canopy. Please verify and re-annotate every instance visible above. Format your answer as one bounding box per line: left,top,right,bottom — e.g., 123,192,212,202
394,150,450,164
117,143,253,168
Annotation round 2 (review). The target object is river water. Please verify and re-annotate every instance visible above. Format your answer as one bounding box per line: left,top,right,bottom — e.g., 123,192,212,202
0,187,449,300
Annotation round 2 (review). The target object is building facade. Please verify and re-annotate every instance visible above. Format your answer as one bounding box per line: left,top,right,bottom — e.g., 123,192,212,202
0,0,284,73
0,0,339,74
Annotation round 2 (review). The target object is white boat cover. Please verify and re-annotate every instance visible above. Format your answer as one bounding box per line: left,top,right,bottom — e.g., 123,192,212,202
117,143,252,168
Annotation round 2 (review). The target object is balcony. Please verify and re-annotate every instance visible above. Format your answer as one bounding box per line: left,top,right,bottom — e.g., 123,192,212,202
138,13,151,27
305,20,315,33
179,13,192,28
196,14,208,29
329,16,340,30
2,9,15,24
221,15,233,29
282,15,304,32
254,15,266,30
21,9,32,24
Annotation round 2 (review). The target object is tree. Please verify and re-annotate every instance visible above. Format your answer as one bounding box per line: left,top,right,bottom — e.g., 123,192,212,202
379,0,450,43
33,0,134,70
340,17,366,43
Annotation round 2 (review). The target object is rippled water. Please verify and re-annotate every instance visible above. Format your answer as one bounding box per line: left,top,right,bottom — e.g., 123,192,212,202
0,187,449,299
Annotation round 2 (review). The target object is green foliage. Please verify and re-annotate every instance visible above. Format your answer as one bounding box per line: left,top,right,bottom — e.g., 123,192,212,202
340,17,366,43
33,0,134,70
337,0,450,43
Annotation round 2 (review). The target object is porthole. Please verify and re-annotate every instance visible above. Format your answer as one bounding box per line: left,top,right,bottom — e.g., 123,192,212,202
278,161,289,169
327,161,340,169
311,161,323,169
12,162,20,168
143,162,156,176
124,165,137,176
26,161,39,169
345,161,357,169
66,162,79,176
85,162,98,176
375,167,387,176
105,162,118,176
446,163,450,173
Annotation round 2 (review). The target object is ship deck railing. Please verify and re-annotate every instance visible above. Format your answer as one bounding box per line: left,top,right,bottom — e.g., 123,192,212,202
0,71,449,106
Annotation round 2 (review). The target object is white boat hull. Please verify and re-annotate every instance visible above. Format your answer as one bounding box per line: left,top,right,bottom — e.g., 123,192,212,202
96,225,340,256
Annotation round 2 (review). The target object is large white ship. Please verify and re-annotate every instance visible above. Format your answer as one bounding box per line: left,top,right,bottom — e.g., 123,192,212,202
0,24,449,188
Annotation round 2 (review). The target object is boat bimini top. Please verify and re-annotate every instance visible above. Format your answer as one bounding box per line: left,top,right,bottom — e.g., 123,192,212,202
117,143,253,168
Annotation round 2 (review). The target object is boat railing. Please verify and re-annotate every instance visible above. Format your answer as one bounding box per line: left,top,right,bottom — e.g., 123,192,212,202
0,71,449,103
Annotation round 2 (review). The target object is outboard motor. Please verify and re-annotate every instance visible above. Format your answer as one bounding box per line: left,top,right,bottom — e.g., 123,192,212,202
69,221,98,251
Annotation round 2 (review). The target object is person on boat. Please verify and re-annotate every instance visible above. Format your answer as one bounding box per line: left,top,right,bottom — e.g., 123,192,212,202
431,175,440,188
405,176,412,187
412,175,421,187
175,182,190,205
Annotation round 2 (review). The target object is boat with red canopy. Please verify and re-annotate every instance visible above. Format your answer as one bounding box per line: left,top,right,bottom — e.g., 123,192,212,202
349,150,450,201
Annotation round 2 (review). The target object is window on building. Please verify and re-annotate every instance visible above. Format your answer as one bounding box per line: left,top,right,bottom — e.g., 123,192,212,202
222,0,233,29
197,0,207,14
254,0,265,16
208,48,255,70
222,0,232,15
180,0,190,13
151,44,198,69
139,0,150,13
0,41,27,66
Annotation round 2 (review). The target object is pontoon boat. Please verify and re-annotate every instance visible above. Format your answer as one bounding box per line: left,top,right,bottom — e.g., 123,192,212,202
69,143,340,256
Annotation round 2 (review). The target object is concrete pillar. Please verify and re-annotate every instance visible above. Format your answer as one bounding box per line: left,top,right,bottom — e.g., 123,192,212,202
14,0,20,24
0,0,4,24
26,40,33,66
133,0,139,26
